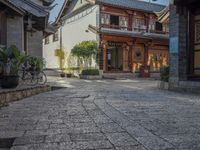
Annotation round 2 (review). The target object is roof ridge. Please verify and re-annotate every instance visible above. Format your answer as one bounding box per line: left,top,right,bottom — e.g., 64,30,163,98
134,0,167,7
96,0,165,13
19,0,49,13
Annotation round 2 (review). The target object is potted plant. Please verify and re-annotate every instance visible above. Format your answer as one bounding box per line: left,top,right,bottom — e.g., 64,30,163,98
28,56,45,73
66,67,72,78
0,45,27,88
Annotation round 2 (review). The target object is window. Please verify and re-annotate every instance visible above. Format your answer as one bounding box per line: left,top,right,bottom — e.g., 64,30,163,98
110,15,119,26
44,36,49,45
119,16,128,29
53,32,59,42
149,19,156,31
163,23,169,33
101,13,110,25
133,18,146,32
155,22,163,31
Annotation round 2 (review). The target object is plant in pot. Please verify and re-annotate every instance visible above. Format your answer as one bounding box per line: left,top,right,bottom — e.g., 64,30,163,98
60,69,65,78
28,56,45,73
0,45,27,88
66,67,72,78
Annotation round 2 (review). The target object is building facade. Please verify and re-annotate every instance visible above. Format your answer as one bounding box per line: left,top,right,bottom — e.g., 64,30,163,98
0,0,53,56
43,0,99,69
43,0,169,77
169,0,200,91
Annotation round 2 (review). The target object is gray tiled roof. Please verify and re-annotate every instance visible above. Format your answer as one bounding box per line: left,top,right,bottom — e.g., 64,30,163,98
96,0,165,12
8,0,49,17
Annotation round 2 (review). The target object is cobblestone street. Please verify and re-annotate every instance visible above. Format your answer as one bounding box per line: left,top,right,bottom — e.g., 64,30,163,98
0,78,200,150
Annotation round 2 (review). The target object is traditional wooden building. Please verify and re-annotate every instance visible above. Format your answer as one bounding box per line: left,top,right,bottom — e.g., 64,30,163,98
0,0,54,56
168,0,200,91
88,0,169,77
43,0,169,77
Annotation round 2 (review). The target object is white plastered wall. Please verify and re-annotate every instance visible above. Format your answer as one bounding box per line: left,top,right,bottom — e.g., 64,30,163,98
43,5,100,69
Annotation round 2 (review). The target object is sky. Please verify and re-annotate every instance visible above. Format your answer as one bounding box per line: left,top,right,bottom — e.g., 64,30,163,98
49,0,169,22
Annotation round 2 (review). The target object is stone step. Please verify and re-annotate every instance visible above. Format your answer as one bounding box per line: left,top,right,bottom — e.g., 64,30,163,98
103,73,135,79
44,69,61,77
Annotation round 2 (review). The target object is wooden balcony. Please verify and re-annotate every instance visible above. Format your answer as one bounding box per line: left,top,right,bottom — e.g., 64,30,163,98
101,24,168,35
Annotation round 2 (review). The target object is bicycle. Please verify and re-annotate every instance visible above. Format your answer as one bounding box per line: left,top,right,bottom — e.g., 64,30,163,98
19,66,47,85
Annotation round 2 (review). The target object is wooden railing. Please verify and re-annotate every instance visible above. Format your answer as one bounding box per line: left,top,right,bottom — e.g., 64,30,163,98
101,24,169,35
101,24,131,31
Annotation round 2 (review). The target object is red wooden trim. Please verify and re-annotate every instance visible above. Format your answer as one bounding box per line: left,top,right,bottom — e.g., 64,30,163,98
128,13,133,31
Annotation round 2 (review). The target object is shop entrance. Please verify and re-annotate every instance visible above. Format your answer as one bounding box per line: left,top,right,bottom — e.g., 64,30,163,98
107,47,123,72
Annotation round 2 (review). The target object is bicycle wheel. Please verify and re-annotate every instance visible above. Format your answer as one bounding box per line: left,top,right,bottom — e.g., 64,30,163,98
37,71,47,85
18,70,26,85
24,72,37,86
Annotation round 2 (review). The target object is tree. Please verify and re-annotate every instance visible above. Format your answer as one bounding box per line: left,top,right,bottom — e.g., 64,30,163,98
71,41,99,68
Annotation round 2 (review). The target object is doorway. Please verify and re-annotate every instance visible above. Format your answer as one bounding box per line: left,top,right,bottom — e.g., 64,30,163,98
107,47,123,72
189,11,200,78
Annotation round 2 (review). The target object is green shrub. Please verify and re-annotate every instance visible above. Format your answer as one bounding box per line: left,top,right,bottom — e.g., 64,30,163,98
160,65,169,82
81,69,99,76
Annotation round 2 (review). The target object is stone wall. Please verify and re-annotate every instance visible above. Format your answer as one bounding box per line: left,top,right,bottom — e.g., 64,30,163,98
169,4,188,87
7,16,24,51
27,31,43,57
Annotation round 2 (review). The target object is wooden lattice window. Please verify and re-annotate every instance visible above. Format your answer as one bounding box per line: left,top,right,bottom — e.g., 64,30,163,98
53,32,59,42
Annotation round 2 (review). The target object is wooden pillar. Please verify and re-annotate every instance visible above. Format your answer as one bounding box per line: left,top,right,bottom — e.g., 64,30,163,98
127,42,133,72
144,43,149,67
102,42,107,72
145,14,149,32
127,11,133,31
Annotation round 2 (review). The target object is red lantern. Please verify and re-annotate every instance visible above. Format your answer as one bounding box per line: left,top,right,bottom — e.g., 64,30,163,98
103,44,106,49
126,45,129,51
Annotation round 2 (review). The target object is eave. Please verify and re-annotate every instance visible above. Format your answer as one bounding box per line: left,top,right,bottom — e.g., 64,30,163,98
92,0,165,14
42,0,54,6
0,0,25,16
88,25,169,42
54,0,69,26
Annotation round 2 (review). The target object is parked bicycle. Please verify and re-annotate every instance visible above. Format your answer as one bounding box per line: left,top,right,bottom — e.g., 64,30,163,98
19,65,47,85
19,56,47,85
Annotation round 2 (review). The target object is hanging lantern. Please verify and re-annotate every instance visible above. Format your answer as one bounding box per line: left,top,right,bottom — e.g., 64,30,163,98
101,6,105,11
126,45,129,51
103,44,106,49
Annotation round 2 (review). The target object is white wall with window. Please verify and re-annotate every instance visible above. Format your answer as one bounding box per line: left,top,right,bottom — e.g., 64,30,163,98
43,30,60,69
43,5,99,69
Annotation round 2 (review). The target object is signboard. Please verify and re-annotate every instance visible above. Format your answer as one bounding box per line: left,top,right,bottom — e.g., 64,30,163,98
108,41,124,47
170,37,178,54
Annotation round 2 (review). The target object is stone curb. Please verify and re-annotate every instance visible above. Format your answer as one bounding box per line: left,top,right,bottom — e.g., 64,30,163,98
0,85,51,107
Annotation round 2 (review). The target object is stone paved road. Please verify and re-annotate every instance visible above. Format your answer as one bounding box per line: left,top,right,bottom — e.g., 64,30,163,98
0,78,200,150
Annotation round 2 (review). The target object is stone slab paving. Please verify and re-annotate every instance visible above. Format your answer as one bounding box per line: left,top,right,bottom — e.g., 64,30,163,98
0,78,200,149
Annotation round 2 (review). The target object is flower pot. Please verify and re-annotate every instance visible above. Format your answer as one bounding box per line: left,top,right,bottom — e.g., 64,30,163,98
1,75,19,89
66,74,72,78
60,73,65,78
